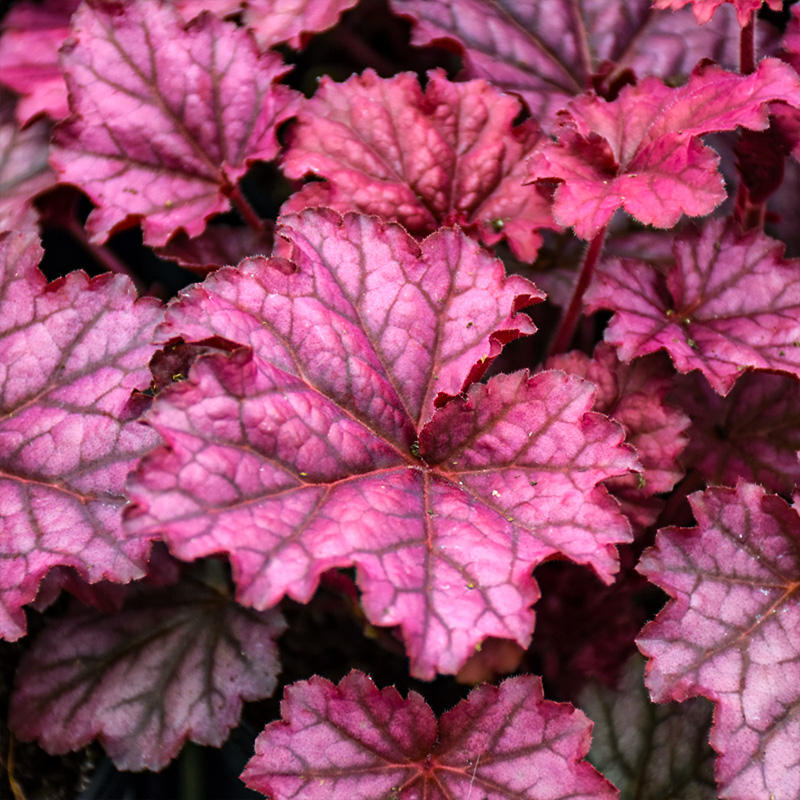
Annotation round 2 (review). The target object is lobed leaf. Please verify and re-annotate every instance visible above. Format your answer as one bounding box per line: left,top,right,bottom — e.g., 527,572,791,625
0,232,162,640
126,210,637,678
638,482,800,800
242,671,617,800
52,0,299,246
389,0,741,125
584,217,800,395
653,0,781,27
281,70,557,262
526,59,800,239
10,566,285,771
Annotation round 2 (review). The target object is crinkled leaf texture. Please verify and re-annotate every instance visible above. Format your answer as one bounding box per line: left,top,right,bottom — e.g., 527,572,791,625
282,70,556,262
9,565,285,771
672,371,800,495
638,483,800,800
0,93,56,233
0,0,78,123
585,217,800,395
389,0,741,125
0,232,162,641
654,0,781,27
579,654,716,800
242,671,617,800
52,0,298,246
526,59,800,239
126,209,637,678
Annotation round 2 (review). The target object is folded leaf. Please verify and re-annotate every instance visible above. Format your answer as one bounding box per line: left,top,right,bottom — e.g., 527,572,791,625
242,671,617,799
526,59,800,239
0,232,162,641
282,70,556,262
585,217,800,395
638,482,800,800
52,0,299,246
126,210,637,678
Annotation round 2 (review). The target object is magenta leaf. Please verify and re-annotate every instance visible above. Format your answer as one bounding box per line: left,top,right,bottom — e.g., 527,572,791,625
9,565,285,771
653,0,781,27
0,0,78,123
126,209,637,678
585,218,800,395
52,0,299,246
548,344,689,496
281,70,557,262
526,59,800,239
672,371,800,494
0,93,56,234
389,0,741,125
0,231,162,641
637,482,800,800
578,654,716,800
242,671,617,800
242,0,359,50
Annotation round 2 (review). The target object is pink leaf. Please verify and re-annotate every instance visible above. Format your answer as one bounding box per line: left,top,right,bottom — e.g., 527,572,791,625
548,344,689,496
126,210,637,678
242,671,617,800
0,232,162,641
637,482,800,800
389,0,741,125
672,371,800,495
653,0,781,27
0,93,56,234
10,567,285,771
52,0,299,246
526,59,800,239
282,70,557,262
585,217,800,395
0,0,78,124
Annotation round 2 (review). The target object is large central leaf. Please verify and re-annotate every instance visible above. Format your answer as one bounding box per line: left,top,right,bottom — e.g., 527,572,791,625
127,210,637,678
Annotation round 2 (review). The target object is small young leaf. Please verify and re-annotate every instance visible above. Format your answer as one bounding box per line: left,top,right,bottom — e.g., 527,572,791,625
653,0,781,27
242,671,617,800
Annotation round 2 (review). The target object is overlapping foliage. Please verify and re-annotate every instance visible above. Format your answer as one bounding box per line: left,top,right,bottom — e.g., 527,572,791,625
2,1,800,798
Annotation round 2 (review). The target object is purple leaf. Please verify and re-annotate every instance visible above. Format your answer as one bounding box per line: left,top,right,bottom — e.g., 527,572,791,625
389,0,741,125
584,217,800,395
242,671,617,800
578,654,716,800
0,93,56,234
638,482,800,800
282,70,557,262
526,59,800,239
52,0,299,246
126,209,637,678
0,0,78,123
653,0,781,27
672,371,800,494
9,565,285,771
0,231,162,641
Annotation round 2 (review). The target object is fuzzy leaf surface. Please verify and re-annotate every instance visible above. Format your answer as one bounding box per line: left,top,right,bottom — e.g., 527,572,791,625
389,0,740,125
526,60,800,239
126,210,636,678
282,70,556,262
638,482,800,800
653,0,781,26
585,218,800,395
672,371,800,495
242,671,617,800
0,232,162,641
10,569,285,771
579,654,716,800
0,0,78,123
52,0,298,246
0,94,56,233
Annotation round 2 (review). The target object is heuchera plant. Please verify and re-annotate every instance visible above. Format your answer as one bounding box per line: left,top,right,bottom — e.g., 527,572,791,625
4,1,800,798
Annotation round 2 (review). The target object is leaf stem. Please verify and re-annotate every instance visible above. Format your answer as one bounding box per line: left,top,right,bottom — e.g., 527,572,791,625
230,184,265,233
547,226,607,357
740,12,756,75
